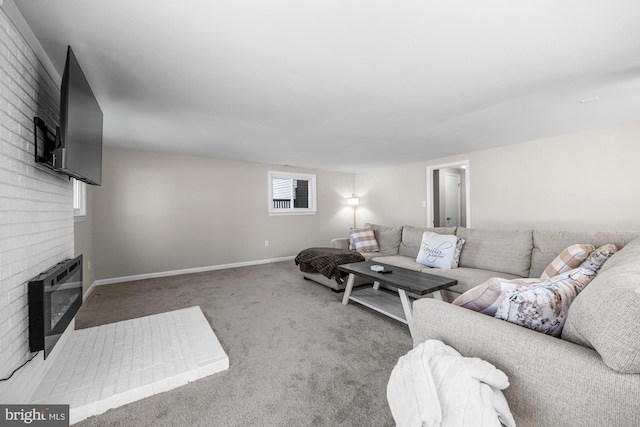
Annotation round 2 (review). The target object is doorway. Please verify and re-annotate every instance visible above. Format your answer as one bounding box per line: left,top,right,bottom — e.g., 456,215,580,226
443,172,461,226
426,161,470,228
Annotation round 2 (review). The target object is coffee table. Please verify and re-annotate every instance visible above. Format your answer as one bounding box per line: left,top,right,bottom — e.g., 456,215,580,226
338,261,457,336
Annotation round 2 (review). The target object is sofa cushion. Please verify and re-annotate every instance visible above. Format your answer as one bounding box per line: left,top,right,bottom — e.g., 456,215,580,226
349,227,379,252
371,255,426,272
496,268,597,337
530,230,640,278
398,225,457,258
452,277,541,316
365,223,403,256
540,244,595,279
416,231,458,269
456,228,533,277
361,251,381,261
562,239,640,373
599,236,640,274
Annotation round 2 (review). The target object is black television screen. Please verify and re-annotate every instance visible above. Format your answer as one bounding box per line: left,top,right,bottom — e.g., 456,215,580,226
55,46,103,186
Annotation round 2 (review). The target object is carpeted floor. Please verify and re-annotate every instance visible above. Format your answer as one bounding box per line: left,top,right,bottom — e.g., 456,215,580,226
74,261,412,426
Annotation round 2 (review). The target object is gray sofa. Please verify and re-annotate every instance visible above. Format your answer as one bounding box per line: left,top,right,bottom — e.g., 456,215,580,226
324,224,640,427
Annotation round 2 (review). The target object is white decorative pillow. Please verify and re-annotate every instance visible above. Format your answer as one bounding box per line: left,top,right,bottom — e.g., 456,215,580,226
540,244,595,279
416,232,458,269
349,226,379,253
450,238,466,268
495,268,597,337
579,244,617,273
452,277,541,316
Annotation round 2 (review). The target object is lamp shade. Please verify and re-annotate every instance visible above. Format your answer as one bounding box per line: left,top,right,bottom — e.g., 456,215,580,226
347,195,360,207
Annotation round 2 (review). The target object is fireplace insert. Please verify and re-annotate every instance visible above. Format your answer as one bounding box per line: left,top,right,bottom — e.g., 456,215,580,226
28,255,83,358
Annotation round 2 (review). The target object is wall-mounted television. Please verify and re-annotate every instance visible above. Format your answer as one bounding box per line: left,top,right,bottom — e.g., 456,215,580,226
34,46,103,186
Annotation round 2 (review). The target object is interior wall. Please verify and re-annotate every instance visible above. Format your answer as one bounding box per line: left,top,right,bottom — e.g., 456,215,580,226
93,147,356,281
356,120,640,232
355,161,430,227
0,3,74,402
74,184,95,294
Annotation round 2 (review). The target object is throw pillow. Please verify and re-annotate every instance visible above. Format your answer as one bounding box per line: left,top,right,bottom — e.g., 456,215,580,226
416,231,458,269
452,277,541,316
348,228,356,250
495,268,597,337
349,226,380,253
540,244,595,279
450,238,466,268
579,244,617,273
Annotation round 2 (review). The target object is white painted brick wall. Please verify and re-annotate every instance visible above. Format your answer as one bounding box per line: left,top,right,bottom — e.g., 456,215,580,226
0,5,74,402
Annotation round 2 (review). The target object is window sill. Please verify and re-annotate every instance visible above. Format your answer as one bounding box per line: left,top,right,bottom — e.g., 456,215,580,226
268,211,317,216
74,215,87,223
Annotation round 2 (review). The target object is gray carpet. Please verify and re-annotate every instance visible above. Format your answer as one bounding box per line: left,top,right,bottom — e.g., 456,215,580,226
75,261,412,426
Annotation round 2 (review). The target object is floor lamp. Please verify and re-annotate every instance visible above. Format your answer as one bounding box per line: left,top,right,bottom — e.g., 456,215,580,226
347,194,359,228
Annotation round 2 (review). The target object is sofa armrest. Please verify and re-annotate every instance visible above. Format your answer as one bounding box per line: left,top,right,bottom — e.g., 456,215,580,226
412,299,640,427
331,237,350,250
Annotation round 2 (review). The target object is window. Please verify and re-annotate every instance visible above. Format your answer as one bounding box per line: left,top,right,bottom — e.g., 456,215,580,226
268,171,316,215
73,178,86,219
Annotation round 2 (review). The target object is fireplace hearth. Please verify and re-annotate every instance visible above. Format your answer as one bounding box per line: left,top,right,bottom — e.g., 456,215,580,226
28,255,83,358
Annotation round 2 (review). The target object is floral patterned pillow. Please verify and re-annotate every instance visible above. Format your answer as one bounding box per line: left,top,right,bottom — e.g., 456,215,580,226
579,244,617,273
450,238,466,268
495,268,597,337
452,276,541,316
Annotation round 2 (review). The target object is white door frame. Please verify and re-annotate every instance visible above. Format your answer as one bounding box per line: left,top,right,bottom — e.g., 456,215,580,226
426,160,471,228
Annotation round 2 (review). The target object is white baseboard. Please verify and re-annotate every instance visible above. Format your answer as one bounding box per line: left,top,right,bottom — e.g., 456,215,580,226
84,280,98,301
93,256,296,287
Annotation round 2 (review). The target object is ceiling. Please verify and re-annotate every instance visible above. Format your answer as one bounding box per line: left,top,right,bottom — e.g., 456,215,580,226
13,0,640,173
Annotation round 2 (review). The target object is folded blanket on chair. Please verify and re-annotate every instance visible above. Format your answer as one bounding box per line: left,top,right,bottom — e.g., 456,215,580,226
387,339,516,427
294,247,364,284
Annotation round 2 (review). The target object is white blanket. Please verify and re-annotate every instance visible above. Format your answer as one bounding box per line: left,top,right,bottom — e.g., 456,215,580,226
387,340,516,427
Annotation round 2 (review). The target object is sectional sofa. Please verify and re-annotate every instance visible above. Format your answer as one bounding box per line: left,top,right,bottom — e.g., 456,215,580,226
320,224,640,427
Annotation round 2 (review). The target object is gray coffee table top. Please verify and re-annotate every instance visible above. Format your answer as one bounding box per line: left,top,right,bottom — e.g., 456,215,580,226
338,260,457,295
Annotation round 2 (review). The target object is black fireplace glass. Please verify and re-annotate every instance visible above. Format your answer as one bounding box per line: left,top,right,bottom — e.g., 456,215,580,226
29,255,83,358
